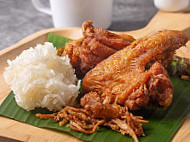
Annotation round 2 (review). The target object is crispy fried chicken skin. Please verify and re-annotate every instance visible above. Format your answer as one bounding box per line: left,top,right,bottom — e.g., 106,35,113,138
82,30,188,110
37,29,187,142
60,20,135,78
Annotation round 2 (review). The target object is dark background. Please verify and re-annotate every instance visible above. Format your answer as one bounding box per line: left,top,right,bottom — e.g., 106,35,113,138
0,0,157,50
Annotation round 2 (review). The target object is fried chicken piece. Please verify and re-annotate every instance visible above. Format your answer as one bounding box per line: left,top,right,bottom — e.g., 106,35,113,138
61,38,84,77
82,30,188,110
61,20,135,78
81,92,125,119
37,30,187,142
80,92,147,137
36,92,147,142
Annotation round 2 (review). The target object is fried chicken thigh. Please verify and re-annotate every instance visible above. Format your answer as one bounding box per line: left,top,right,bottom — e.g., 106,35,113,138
82,30,188,110
60,20,135,78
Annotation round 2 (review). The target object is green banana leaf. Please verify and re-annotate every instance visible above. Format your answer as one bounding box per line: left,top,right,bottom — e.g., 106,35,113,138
0,33,190,142
48,33,71,49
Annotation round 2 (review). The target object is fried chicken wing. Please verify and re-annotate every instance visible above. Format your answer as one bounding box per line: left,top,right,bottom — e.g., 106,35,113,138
61,20,135,78
82,30,188,110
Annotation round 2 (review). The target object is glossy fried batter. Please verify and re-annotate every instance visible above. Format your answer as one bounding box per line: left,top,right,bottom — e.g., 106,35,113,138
38,30,187,142
82,30,188,110
61,20,135,78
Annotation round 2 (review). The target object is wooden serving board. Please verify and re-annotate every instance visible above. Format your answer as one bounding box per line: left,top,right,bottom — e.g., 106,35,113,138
0,11,190,142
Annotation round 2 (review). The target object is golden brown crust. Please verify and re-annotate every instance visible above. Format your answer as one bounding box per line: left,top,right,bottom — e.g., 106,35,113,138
62,38,84,77
60,20,135,78
52,28,188,141
82,30,188,109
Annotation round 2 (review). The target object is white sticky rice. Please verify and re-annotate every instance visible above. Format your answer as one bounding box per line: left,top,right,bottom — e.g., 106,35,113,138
4,42,80,111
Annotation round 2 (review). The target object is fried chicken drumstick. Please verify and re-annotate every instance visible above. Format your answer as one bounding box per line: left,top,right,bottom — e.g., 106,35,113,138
37,30,187,142
58,20,135,78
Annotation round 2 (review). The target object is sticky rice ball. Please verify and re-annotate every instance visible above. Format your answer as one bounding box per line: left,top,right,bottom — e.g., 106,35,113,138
4,42,80,111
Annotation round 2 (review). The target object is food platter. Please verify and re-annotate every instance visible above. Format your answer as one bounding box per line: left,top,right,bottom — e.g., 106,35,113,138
0,11,190,142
